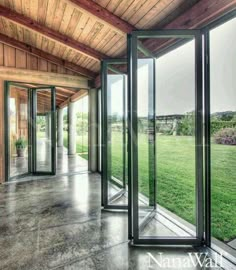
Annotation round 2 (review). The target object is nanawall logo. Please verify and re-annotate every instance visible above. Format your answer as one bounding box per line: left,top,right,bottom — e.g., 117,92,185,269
147,252,223,269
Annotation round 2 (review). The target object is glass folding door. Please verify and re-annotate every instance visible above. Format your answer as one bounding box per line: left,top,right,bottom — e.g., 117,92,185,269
32,87,56,175
5,83,56,181
5,83,30,180
204,15,236,261
101,59,127,210
128,30,204,245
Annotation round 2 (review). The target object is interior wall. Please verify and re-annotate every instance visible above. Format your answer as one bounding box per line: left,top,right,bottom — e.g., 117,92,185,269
0,43,86,183
0,42,78,75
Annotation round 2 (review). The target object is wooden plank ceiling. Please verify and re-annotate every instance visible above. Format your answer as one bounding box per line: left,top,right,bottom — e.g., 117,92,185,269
0,0,235,86
0,0,202,76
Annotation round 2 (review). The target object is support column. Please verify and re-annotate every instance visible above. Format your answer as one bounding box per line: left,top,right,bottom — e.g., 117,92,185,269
68,101,76,155
45,113,51,139
89,88,98,172
57,108,63,147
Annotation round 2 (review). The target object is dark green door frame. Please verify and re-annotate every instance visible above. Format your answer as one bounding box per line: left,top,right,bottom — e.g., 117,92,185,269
4,82,56,182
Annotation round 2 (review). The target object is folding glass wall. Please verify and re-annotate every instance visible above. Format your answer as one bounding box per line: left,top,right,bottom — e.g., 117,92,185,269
128,30,204,245
5,83,56,181
102,59,128,209
7,85,29,179
34,88,55,173
207,16,236,259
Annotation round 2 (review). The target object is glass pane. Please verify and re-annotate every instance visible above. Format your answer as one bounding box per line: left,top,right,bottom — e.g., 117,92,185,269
137,39,197,238
210,17,236,254
63,107,68,150
155,40,196,237
36,89,52,172
75,92,89,161
107,71,127,205
9,86,29,178
137,59,156,233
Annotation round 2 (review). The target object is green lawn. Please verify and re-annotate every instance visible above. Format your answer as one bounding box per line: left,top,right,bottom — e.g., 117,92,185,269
63,131,88,160
111,131,236,243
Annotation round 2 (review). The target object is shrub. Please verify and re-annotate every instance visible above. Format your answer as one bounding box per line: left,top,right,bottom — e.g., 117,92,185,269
211,121,236,135
214,128,236,145
177,113,195,136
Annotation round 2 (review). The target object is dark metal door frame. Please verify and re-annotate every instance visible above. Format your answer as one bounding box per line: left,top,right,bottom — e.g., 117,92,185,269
4,82,56,182
31,86,56,176
128,29,204,245
101,59,128,210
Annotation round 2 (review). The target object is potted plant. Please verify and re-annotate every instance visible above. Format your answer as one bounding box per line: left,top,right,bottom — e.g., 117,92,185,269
15,137,27,157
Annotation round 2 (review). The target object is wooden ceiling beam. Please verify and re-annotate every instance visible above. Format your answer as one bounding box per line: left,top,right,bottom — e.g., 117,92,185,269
68,0,154,57
0,5,108,61
68,0,135,33
0,33,96,78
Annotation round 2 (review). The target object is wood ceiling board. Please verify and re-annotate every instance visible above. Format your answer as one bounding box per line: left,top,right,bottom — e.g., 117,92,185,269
63,8,83,37
105,0,123,13
51,0,67,31
29,0,38,20
101,34,125,56
0,5,108,60
126,0,162,27
37,0,49,25
120,0,156,23
16,25,24,43
92,0,111,8
45,0,60,28
86,61,100,73
137,0,186,29
104,0,135,18
58,3,75,34
67,0,130,35
83,21,105,46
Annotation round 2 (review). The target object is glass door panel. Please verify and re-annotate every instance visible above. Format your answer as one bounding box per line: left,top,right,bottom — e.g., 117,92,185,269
136,58,156,234
33,87,56,174
8,84,30,179
102,59,127,209
129,30,204,245
208,16,236,259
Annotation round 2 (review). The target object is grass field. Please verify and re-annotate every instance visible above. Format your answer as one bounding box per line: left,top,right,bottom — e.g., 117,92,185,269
111,131,236,243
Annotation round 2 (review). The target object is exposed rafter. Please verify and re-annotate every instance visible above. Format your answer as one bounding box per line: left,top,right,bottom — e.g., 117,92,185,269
0,4,108,61
67,0,154,57
0,33,96,78
68,0,135,33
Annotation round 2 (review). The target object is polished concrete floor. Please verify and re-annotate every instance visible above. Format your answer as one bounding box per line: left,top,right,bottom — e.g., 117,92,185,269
9,146,88,182
0,171,226,270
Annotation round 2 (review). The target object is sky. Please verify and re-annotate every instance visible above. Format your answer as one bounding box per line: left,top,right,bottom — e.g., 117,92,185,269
108,16,236,116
